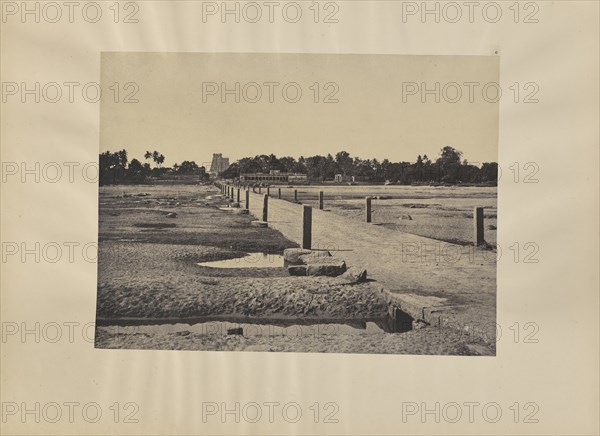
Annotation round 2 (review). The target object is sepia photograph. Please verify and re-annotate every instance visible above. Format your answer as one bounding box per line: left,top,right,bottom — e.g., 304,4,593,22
95,53,499,355
2,1,599,434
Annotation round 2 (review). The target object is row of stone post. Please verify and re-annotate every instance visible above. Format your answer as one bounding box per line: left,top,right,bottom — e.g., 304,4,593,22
221,184,250,209
221,184,484,247
224,183,312,249
256,187,322,207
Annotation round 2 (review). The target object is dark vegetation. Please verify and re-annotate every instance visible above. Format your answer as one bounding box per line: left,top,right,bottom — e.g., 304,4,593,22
99,146,498,186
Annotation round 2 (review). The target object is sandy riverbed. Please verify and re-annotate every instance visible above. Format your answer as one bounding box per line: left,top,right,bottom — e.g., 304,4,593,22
96,184,494,355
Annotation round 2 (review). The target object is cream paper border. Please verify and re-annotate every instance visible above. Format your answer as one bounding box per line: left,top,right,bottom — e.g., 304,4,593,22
1,1,599,435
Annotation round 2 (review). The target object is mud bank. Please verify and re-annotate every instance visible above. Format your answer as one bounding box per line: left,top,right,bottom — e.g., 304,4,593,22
97,276,388,320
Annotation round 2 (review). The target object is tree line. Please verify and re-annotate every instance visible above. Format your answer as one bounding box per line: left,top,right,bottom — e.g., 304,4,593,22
99,149,207,184
99,146,498,185
222,146,498,185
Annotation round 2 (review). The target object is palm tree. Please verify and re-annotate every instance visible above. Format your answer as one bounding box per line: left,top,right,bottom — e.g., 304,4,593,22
116,149,128,168
155,153,165,168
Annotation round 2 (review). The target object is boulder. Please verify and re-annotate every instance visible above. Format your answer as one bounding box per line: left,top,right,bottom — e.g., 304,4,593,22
283,248,312,265
298,251,332,264
251,220,268,228
339,267,368,283
302,256,344,266
399,214,413,220
306,261,346,277
287,265,308,276
166,212,177,218
227,327,243,335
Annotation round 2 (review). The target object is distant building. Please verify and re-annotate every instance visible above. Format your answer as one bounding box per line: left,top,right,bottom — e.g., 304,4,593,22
240,170,307,184
334,174,369,183
209,153,230,176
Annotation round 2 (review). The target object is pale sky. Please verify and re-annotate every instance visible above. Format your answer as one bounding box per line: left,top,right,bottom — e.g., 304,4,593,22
100,53,499,167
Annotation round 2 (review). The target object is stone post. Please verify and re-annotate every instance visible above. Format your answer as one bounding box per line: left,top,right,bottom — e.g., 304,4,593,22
474,207,484,246
366,197,372,223
294,189,298,202
278,188,281,199
303,205,312,250
319,191,324,209
262,194,269,222
245,189,250,210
